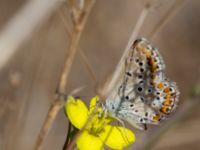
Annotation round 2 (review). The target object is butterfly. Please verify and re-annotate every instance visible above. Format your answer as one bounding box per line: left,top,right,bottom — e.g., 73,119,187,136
105,38,180,130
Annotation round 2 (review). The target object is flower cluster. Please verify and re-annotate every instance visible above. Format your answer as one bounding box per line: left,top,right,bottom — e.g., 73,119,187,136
65,96,135,150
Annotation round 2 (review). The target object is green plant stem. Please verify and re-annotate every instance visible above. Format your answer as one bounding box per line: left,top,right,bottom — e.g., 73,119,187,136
63,122,72,150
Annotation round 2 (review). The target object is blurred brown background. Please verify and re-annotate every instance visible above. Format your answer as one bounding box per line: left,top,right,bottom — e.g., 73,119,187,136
0,0,200,150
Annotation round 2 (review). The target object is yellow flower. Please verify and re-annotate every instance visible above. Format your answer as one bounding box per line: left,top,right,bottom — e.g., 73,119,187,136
65,96,136,150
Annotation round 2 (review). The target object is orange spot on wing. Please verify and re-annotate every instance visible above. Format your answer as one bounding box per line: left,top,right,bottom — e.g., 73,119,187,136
150,60,157,73
163,96,172,106
141,47,151,58
163,100,172,106
157,83,164,89
160,106,169,114
164,88,170,93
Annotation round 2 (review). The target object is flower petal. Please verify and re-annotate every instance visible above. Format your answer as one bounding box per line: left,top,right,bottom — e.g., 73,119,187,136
89,96,100,112
77,130,104,150
65,96,88,129
99,125,135,149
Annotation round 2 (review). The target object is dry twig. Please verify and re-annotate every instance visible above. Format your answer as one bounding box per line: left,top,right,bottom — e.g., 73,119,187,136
58,9,97,82
33,0,96,150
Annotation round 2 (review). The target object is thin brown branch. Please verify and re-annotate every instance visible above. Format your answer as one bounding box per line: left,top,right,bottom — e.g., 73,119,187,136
58,9,97,83
33,0,96,150
34,100,64,150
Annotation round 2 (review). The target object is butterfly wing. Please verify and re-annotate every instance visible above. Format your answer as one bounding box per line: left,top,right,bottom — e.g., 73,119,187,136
105,38,179,130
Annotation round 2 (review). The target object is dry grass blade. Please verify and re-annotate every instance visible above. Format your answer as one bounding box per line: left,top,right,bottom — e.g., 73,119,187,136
78,50,98,83
100,0,152,99
148,0,187,40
